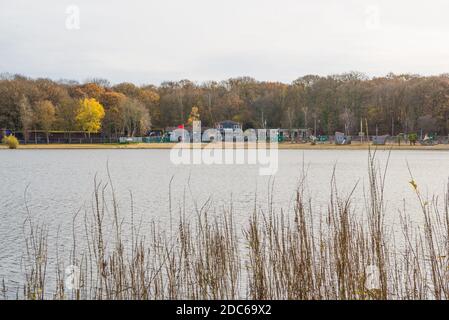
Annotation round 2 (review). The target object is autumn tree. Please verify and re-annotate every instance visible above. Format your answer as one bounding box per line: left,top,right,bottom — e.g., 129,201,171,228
76,98,105,138
99,91,127,138
34,100,56,144
140,88,160,127
5,72,449,139
78,83,105,100
0,79,23,129
56,98,79,143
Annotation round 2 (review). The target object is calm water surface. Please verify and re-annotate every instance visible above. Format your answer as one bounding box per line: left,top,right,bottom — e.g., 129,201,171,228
1,149,448,294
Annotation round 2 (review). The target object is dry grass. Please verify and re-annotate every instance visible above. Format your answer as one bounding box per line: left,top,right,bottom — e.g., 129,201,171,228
4,151,449,300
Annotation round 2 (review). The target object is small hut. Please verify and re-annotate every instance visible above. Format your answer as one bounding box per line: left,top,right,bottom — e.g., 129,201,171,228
335,132,352,145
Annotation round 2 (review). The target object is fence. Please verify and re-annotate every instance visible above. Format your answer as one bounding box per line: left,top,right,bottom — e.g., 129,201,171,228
18,137,120,144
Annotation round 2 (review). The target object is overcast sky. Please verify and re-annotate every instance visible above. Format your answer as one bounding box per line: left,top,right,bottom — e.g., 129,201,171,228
1,0,449,85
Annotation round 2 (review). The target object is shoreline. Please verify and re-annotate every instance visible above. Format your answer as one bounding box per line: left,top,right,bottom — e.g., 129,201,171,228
1,142,449,150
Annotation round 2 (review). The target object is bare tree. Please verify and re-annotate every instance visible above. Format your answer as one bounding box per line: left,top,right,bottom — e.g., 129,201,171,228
19,95,33,143
120,99,151,137
340,107,354,136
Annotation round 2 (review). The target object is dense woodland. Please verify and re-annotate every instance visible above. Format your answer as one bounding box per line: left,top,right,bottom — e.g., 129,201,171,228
2,72,449,139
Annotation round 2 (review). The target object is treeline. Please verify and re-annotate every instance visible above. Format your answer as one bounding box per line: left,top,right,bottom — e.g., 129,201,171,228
2,71,449,138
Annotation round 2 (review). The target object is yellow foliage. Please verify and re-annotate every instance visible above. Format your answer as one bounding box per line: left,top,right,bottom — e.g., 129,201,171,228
76,98,105,134
187,106,200,125
2,135,19,149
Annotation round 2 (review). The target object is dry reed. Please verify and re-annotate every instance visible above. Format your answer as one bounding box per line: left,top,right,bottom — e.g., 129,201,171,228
5,151,449,300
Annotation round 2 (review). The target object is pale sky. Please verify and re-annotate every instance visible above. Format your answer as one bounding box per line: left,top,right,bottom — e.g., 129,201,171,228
1,0,449,84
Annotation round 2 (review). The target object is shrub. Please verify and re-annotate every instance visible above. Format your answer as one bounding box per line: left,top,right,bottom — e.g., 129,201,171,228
2,135,19,149
408,133,418,145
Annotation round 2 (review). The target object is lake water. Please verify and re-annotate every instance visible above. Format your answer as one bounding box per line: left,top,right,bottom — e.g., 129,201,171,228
1,148,449,295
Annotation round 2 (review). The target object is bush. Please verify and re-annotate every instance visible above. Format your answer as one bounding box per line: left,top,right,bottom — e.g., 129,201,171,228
2,135,19,149
408,133,418,145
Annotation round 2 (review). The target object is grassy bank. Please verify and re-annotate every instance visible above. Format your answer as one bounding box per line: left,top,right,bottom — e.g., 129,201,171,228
1,142,449,150
2,151,448,300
